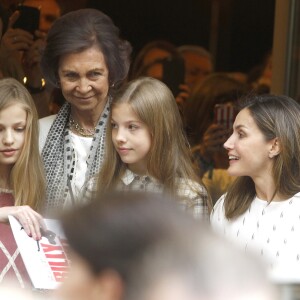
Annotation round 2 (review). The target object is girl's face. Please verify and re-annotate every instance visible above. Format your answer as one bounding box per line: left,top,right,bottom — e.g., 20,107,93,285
111,103,152,175
0,103,27,169
224,108,275,180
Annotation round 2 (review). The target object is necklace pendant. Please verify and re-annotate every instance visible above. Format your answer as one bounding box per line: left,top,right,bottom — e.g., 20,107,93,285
86,128,96,135
69,116,96,137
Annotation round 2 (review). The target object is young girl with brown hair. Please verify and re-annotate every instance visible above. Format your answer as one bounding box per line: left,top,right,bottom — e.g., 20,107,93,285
86,77,209,219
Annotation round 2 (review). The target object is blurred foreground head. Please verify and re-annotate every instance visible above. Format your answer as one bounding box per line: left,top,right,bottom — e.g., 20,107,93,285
59,191,277,300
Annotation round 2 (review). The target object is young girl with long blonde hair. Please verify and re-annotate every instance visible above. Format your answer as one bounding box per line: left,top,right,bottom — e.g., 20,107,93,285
0,78,45,287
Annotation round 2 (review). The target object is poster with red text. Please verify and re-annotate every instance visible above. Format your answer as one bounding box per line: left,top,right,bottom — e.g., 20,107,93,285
9,216,70,290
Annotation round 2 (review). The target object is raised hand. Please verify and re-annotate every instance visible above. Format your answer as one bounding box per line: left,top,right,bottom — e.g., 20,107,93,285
1,10,34,60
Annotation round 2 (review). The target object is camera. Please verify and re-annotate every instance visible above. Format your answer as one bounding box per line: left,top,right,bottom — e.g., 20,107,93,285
213,103,238,130
13,5,40,34
161,56,185,97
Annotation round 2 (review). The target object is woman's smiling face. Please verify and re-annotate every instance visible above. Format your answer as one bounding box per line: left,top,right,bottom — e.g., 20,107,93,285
58,46,110,116
224,108,275,180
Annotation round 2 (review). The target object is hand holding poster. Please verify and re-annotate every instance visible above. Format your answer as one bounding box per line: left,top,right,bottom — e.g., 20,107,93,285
9,216,70,290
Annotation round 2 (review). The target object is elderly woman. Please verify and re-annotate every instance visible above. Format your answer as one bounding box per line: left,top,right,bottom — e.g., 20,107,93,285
39,8,131,215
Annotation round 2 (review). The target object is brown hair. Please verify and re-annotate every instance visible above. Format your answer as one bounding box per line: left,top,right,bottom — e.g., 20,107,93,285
97,77,204,199
224,94,300,219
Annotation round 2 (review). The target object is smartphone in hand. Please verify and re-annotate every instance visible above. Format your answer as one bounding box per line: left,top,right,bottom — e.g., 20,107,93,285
161,56,185,97
214,103,238,130
13,5,40,34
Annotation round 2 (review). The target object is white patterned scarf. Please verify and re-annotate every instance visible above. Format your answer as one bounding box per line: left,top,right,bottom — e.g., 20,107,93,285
41,100,110,213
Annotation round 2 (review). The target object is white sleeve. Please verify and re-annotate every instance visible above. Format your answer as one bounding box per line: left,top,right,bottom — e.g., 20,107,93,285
38,114,57,153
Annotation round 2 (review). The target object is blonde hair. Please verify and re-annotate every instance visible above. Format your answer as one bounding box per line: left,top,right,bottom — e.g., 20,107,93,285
97,77,203,198
0,78,45,211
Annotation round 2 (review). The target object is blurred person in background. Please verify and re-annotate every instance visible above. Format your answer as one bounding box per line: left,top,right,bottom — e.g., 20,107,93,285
177,44,213,92
129,40,189,110
0,0,61,117
247,50,272,94
129,40,177,80
23,0,61,33
183,73,248,203
183,73,248,163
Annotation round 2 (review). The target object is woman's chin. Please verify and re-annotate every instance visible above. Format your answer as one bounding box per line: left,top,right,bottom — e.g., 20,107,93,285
226,166,242,177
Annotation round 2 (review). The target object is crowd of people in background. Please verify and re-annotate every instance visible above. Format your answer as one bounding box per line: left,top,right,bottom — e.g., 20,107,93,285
0,2,299,300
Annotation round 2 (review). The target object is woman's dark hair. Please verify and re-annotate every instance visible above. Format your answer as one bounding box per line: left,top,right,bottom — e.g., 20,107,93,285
224,94,300,219
41,8,132,89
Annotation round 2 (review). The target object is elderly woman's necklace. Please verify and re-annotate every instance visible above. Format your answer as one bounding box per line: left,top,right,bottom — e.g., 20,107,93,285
68,116,96,137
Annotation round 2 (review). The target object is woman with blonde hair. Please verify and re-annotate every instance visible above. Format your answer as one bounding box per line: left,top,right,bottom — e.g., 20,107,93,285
0,78,45,287
211,94,300,281
86,77,210,219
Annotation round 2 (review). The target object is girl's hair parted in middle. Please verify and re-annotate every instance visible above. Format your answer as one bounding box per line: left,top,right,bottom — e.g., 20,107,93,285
97,77,202,196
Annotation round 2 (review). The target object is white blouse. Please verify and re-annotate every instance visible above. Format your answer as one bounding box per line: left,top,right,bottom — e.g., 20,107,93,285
211,193,300,282
39,115,93,207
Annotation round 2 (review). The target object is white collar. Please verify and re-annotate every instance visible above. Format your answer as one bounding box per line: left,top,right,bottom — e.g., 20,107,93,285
121,169,159,186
